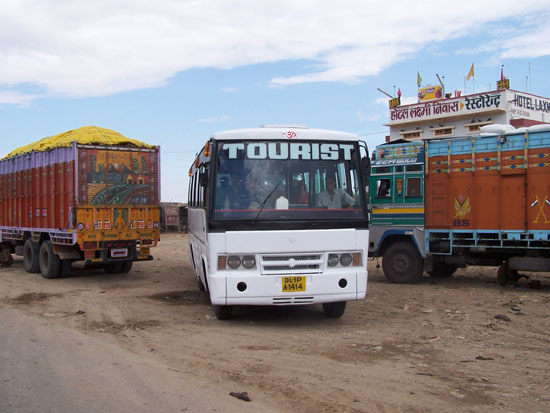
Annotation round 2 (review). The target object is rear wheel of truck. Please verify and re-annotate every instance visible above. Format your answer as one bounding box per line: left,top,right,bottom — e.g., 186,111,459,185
322,301,347,318
104,262,124,274
23,239,40,273
427,262,457,278
39,241,61,279
59,260,73,277
497,261,519,286
120,261,133,273
382,242,423,284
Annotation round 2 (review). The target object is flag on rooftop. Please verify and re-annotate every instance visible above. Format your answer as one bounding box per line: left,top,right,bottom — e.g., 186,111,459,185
466,63,475,81
417,72,422,87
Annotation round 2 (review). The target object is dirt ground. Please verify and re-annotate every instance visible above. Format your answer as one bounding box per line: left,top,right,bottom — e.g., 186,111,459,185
1,233,549,412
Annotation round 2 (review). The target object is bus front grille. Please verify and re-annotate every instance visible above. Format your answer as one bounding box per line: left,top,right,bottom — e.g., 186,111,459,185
273,296,314,305
260,253,323,275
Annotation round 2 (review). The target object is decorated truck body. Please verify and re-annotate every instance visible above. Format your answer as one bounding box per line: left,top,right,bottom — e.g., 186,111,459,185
368,125,550,284
0,126,161,278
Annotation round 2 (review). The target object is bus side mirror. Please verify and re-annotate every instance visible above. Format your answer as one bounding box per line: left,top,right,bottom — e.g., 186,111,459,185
361,156,371,177
199,172,208,187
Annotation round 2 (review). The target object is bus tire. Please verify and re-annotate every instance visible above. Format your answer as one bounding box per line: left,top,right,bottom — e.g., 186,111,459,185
322,301,346,318
213,305,233,320
104,262,124,274
23,239,40,273
382,242,423,284
427,262,457,278
39,241,61,279
196,274,206,292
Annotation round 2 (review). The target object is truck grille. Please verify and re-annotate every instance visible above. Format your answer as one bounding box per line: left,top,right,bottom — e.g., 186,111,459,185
260,253,323,275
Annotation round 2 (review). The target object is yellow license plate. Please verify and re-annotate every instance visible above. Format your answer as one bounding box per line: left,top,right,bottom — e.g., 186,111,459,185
281,276,306,292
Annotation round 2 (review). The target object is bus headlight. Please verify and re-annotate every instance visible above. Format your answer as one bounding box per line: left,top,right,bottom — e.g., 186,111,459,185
340,253,352,266
227,255,241,269
328,254,339,267
327,252,362,267
242,255,256,269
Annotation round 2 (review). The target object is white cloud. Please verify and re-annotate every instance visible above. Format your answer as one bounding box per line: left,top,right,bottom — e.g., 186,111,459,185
198,114,231,123
0,0,548,100
0,90,40,107
222,87,237,93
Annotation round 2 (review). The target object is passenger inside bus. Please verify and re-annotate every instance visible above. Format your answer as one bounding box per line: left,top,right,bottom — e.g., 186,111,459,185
292,180,309,204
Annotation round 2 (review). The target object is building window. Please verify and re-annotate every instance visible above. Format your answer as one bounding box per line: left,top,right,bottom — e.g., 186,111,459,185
430,126,455,138
467,121,494,133
400,131,422,140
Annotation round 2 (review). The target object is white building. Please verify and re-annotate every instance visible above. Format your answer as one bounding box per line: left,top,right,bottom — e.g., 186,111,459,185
385,86,550,142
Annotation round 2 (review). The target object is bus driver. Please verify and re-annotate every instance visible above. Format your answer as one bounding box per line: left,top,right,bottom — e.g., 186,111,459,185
317,177,355,209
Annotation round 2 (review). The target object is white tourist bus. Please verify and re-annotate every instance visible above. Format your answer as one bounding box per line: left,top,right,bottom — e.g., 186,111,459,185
188,125,371,319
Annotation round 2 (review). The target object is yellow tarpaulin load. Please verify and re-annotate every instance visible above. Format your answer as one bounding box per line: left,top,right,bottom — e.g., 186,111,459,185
4,126,154,159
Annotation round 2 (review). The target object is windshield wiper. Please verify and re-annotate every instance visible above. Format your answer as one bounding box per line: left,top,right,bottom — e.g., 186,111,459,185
252,183,280,225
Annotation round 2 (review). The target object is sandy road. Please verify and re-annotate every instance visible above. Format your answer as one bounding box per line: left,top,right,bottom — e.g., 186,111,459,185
1,233,549,412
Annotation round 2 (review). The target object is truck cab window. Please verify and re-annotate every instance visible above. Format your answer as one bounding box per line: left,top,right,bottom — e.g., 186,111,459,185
376,179,391,197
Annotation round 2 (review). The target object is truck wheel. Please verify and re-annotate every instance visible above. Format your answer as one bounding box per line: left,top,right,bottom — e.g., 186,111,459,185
427,262,457,278
23,239,41,273
213,305,233,320
120,261,133,273
382,242,423,283
59,260,73,277
104,262,124,274
322,301,347,318
497,262,519,286
39,241,61,279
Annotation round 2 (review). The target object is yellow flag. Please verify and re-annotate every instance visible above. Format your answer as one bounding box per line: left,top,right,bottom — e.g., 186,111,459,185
417,71,422,87
466,63,474,81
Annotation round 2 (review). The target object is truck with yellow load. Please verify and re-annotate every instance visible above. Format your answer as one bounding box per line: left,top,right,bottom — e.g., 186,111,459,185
0,126,160,278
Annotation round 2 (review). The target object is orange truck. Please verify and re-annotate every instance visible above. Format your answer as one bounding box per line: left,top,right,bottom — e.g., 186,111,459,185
0,126,160,278
425,125,550,284
369,125,550,285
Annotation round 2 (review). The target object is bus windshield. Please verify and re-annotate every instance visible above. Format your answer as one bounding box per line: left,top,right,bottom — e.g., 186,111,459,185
213,140,366,221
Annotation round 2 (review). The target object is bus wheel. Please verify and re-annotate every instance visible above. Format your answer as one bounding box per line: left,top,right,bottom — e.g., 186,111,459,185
120,261,133,273
427,262,457,278
322,301,346,318
213,305,233,320
104,262,124,274
23,239,40,273
39,241,61,279
382,242,423,284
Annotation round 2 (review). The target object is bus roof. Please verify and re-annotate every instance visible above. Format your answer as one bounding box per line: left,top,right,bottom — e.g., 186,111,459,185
210,125,358,142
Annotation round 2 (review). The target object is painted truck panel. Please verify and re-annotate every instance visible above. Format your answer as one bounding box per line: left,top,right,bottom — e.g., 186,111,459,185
425,131,550,233
0,143,160,255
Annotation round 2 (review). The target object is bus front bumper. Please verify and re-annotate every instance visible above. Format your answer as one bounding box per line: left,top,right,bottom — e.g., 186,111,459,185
208,270,368,306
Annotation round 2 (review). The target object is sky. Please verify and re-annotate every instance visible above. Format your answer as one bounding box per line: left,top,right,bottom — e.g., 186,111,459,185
1,0,550,202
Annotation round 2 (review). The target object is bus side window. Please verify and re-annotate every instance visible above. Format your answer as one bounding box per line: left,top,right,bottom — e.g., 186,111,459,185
376,179,390,197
